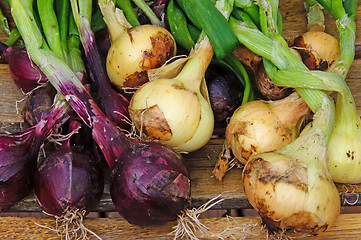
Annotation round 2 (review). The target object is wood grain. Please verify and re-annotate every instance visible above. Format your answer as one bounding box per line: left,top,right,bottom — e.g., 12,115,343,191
2,213,361,239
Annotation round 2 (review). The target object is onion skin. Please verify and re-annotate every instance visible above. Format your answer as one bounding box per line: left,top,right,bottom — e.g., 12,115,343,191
254,62,293,100
205,64,243,135
106,25,176,89
34,144,104,217
22,84,56,127
225,92,309,164
0,102,68,211
292,31,341,71
243,152,340,235
0,43,47,93
110,140,190,225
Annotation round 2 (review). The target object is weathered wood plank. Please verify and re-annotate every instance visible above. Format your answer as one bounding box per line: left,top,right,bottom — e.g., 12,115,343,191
1,213,361,239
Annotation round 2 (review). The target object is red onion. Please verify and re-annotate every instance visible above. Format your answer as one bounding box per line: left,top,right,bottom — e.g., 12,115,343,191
22,84,56,127
0,101,69,211
0,42,47,93
110,140,190,225
205,63,243,135
34,118,104,218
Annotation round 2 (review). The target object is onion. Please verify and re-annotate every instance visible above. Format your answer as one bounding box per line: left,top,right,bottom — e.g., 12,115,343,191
226,92,310,164
254,61,293,100
12,0,191,226
205,63,243,135
99,0,176,90
292,31,341,71
22,84,56,127
0,100,69,211
129,37,214,152
110,140,190,225
34,118,104,236
243,98,340,235
0,42,47,93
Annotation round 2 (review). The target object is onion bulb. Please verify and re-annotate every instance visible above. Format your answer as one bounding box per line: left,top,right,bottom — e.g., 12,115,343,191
226,92,310,164
128,37,214,152
99,0,176,89
292,31,341,71
243,98,340,235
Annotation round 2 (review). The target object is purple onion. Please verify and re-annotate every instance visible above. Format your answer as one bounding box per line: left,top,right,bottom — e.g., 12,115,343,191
22,84,56,127
110,140,190,225
0,42,48,93
0,101,68,211
205,64,243,135
34,119,104,217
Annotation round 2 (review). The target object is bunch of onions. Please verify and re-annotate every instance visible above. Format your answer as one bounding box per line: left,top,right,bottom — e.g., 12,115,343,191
229,2,342,233
243,96,340,234
0,99,69,211
11,0,191,226
129,36,215,152
225,92,310,164
0,42,48,93
34,117,104,237
99,0,176,90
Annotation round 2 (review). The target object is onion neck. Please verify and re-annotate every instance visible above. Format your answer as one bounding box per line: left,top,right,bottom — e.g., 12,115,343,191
175,36,214,91
98,0,128,43
277,95,335,166
268,92,310,128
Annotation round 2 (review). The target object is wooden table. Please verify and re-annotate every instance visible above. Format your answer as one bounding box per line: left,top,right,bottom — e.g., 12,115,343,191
1,0,361,239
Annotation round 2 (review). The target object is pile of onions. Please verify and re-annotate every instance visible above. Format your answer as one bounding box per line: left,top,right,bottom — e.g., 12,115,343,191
129,36,214,152
0,100,69,211
11,0,192,226
99,0,176,90
226,92,310,164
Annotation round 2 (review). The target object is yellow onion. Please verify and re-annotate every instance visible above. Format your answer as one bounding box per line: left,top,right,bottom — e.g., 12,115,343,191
129,37,214,152
99,0,176,89
292,31,341,71
243,98,340,235
225,92,310,164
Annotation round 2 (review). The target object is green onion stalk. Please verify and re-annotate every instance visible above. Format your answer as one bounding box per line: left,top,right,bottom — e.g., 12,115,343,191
132,0,162,26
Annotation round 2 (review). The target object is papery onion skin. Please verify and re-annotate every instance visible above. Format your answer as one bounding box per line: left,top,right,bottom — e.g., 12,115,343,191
292,31,341,71
106,25,176,89
243,152,340,235
225,93,309,164
110,140,190,225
